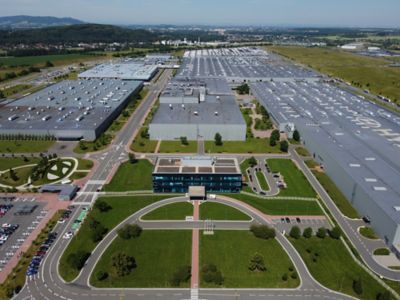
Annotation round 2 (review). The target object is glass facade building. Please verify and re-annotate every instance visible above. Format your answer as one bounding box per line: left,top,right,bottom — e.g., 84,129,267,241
153,173,242,193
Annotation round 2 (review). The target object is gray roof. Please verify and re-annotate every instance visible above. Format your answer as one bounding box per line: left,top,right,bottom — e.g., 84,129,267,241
39,184,78,199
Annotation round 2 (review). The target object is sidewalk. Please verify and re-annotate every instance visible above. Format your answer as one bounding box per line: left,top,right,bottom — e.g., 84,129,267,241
191,201,200,289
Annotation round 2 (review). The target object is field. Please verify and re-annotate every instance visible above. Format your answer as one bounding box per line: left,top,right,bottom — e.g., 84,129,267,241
291,237,390,299
205,138,281,154
311,170,359,219
0,84,32,97
0,54,97,67
131,138,158,153
225,194,323,216
200,202,251,221
0,140,55,153
142,202,193,220
0,157,40,171
359,227,379,240
255,171,269,191
0,166,34,187
91,231,192,287
102,160,153,192
269,46,400,105
59,195,167,282
200,231,299,288
158,140,197,153
267,159,316,198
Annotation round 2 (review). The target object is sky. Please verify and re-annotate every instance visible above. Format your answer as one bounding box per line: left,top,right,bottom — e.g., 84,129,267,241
1,0,400,28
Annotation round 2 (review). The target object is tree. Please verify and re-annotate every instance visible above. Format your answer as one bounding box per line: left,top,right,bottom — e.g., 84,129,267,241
214,133,223,146
328,226,342,239
95,200,112,212
45,60,54,68
128,153,137,164
248,156,257,167
90,222,108,242
316,227,327,239
303,227,313,239
376,291,391,300
248,253,266,272
96,271,108,281
170,266,191,287
66,251,90,270
180,136,188,145
236,83,250,95
270,129,280,147
117,224,142,240
201,264,224,285
280,140,289,152
9,168,19,181
293,130,300,142
353,278,363,295
289,226,301,239
0,90,4,99
111,252,136,277
250,224,276,239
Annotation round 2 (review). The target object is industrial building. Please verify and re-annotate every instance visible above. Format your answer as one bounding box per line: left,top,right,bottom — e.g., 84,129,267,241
152,156,242,193
0,79,142,141
251,80,400,250
149,78,246,141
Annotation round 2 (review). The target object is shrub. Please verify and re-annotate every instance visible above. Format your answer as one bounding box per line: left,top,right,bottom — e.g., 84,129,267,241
328,226,342,239
248,253,267,272
94,200,112,212
376,291,391,300
289,226,301,239
353,278,363,295
303,227,313,239
214,133,223,146
316,227,327,239
282,273,288,281
90,223,108,242
201,264,224,285
128,153,137,164
248,156,258,167
117,224,142,240
280,140,289,152
66,251,90,270
293,130,300,142
291,272,298,279
250,224,276,239
111,252,136,277
170,265,191,287
96,271,108,281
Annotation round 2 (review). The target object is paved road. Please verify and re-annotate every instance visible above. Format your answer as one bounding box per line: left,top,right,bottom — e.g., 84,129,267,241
290,147,400,282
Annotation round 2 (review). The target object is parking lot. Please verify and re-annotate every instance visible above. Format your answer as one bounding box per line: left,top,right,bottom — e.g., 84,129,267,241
272,216,331,234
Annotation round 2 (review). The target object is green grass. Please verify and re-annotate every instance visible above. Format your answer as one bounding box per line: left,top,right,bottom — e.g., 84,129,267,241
255,171,269,191
269,46,400,105
268,159,316,198
0,157,40,171
205,138,282,154
158,140,197,153
142,202,193,220
359,227,379,240
224,193,323,216
374,248,391,256
0,140,55,153
59,195,167,282
305,159,319,169
32,159,75,186
200,231,299,288
295,147,310,157
91,231,192,288
290,236,391,299
70,171,89,181
76,158,93,170
1,84,32,97
131,138,158,153
0,54,96,67
0,166,34,187
240,158,255,194
103,160,153,192
312,170,359,219
200,202,251,221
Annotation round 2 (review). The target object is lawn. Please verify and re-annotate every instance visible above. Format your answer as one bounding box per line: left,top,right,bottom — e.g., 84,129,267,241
267,159,316,198
0,140,55,153
295,147,310,157
32,158,75,186
205,138,281,154
142,202,193,220
158,140,197,153
200,202,251,221
269,46,400,105
131,137,158,153
224,193,323,216
359,227,379,240
59,195,167,282
200,231,299,288
311,170,359,219
0,157,40,171
255,171,269,191
0,54,97,67
76,158,94,170
290,237,391,299
240,158,255,193
0,166,34,187
103,160,153,192
305,159,319,169
1,84,32,97
91,231,192,288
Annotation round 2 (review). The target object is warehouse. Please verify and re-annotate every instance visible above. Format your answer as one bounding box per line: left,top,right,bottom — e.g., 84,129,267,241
0,79,142,141
149,78,246,141
153,156,242,193
251,80,400,250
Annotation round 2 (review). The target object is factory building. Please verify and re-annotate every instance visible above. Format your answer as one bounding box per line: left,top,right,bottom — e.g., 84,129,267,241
149,78,246,141
251,80,400,250
0,79,142,141
153,156,242,193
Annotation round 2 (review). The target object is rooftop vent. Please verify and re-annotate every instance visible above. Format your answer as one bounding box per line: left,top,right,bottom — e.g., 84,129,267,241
214,111,219,116
373,186,387,191
365,157,376,161
365,178,377,182
194,111,198,116
349,163,361,168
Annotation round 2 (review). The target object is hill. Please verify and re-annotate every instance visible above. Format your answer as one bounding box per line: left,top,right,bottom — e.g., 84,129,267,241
0,15,83,29
0,24,157,45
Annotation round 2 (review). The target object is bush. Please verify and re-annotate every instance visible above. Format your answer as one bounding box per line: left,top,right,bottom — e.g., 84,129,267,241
94,200,112,212
376,291,391,300
248,253,266,272
293,130,300,142
373,248,390,255
289,226,301,239
282,273,288,281
316,227,327,239
201,264,224,285
328,226,342,239
96,270,108,281
248,156,257,167
128,153,138,164
90,222,108,242
66,251,90,270
214,133,223,146
170,265,191,287
250,224,276,239
353,278,363,295
280,140,289,152
303,227,313,239
111,252,136,277
291,272,298,279
117,224,142,240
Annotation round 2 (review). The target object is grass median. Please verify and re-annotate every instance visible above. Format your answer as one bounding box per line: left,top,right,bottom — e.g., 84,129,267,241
142,202,193,220
200,202,251,221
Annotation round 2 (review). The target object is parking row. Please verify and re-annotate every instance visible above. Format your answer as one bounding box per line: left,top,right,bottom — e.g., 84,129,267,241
26,232,57,278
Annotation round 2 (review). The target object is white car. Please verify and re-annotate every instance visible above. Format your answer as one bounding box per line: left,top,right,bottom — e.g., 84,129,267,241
57,219,66,224
2,223,11,228
63,231,73,239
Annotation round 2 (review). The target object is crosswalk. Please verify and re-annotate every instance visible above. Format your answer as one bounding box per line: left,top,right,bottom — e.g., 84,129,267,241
190,288,199,300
